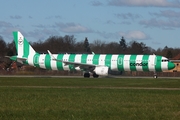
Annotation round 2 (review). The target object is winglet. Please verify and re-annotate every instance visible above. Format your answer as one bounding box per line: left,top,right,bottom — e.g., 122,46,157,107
47,50,56,60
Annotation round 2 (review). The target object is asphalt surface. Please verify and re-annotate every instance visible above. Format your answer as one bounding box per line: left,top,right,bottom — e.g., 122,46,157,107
1,75,180,79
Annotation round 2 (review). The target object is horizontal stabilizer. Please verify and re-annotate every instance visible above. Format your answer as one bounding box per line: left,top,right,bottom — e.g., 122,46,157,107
6,56,27,64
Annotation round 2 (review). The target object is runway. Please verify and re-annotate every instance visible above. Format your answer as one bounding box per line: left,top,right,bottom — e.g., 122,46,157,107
1,75,180,79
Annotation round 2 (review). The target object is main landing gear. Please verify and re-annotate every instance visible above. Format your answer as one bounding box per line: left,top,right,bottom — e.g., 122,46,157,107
83,72,99,78
84,72,90,78
92,72,99,78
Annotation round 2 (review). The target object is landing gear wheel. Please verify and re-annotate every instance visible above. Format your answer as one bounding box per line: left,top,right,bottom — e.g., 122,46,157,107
154,75,158,79
153,72,158,79
84,73,90,78
93,73,99,78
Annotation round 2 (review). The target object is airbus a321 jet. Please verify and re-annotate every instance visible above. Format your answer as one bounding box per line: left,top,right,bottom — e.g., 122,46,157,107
9,31,175,78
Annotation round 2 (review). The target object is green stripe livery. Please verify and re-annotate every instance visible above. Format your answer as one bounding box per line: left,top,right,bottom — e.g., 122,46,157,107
57,54,64,70
142,55,149,71
10,31,176,77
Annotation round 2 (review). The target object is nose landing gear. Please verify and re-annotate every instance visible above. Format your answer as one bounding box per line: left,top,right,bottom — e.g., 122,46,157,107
153,72,158,79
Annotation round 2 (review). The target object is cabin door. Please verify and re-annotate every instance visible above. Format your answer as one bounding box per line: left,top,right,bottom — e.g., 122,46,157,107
152,54,157,66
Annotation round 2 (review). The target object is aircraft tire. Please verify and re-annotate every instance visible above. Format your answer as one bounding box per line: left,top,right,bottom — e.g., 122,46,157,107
84,73,90,78
153,75,158,79
93,73,99,78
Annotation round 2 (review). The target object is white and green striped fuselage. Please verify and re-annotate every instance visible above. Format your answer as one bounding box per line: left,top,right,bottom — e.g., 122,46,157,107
26,53,173,72
10,31,175,78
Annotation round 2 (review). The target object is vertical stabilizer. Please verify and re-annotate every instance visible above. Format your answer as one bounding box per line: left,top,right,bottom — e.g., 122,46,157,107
13,31,36,58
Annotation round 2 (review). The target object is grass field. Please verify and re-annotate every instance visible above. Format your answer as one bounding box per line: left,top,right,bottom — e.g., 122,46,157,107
0,77,180,120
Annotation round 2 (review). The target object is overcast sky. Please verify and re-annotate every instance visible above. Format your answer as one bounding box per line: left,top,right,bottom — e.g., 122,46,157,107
0,0,180,50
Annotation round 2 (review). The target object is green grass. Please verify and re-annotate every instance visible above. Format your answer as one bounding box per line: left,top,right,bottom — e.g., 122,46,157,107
0,77,180,120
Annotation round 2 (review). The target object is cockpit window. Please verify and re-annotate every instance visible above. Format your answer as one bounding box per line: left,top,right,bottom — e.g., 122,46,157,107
162,59,169,62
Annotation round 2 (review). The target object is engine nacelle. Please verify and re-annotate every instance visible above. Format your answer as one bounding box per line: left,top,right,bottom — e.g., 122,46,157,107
94,66,109,76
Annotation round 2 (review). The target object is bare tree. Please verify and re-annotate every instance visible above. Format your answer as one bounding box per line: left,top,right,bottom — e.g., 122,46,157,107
105,42,120,54
91,40,106,54
6,40,16,56
0,36,7,56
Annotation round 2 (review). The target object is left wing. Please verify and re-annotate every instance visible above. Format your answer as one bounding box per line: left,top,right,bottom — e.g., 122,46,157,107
47,50,96,70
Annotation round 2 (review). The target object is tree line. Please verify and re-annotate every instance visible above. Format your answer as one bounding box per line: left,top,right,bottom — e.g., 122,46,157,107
0,34,180,59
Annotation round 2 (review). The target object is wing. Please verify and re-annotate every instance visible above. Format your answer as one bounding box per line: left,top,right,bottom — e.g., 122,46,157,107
47,50,96,71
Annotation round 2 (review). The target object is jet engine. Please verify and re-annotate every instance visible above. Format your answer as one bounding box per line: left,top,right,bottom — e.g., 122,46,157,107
94,66,109,76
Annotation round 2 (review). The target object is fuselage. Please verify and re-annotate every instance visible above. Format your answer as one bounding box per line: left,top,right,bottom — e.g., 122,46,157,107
10,31,176,78
26,53,175,72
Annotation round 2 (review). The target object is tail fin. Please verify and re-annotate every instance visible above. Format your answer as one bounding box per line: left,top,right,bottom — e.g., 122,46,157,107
13,31,36,58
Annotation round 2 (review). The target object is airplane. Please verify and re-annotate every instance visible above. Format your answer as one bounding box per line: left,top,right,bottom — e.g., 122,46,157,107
9,31,175,78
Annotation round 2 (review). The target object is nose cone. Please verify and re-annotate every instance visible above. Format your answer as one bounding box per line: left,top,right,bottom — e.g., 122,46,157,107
168,62,175,70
